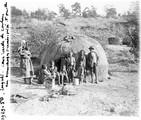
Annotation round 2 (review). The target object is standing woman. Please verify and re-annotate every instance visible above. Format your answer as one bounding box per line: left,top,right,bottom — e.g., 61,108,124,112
77,50,86,84
18,40,34,84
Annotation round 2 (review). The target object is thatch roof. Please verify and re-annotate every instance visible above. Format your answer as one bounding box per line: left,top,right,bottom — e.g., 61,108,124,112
41,34,109,81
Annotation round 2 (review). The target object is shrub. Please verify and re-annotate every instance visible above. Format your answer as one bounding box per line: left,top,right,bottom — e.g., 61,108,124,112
27,21,67,57
11,16,22,25
122,37,131,46
108,37,120,45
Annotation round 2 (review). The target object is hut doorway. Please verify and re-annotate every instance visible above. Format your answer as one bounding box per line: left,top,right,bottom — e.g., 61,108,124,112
54,54,68,72
55,58,61,72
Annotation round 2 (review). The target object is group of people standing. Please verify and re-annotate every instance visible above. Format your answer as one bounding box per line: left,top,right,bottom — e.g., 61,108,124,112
18,40,99,86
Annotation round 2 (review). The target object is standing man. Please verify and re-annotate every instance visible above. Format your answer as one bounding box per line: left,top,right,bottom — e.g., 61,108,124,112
77,50,86,84
87,46,99,84
67,52,76,84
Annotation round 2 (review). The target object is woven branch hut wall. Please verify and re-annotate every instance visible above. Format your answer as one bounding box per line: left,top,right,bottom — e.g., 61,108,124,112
41,34,109,81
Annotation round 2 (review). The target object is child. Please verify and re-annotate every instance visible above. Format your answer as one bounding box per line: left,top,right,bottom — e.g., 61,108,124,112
60,65,69,86
49,60,60,85
41,64,52,89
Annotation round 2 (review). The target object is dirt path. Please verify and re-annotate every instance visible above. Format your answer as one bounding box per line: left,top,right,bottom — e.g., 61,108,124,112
10,67,139,116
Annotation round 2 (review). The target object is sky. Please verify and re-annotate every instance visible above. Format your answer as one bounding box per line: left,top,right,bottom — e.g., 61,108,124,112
10,0,138,15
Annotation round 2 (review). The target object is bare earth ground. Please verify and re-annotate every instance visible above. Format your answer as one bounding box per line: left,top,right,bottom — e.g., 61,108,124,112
10,61,139,116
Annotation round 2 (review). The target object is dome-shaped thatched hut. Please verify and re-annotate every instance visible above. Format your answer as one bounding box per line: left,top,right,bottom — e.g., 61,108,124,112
41,34,109,81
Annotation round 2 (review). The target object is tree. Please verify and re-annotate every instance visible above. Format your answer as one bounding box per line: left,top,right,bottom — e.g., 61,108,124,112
125,1,139,61
89,6,97,17
31,8,43,20
30,8,48,20
58,4,71,19
82,6,97,18
126,1,139,26
47,11,57,20
71,2,81,17
22,9,29,18
30,8,57,20
105,5,117,18
82,7,90,18
11,6,23,17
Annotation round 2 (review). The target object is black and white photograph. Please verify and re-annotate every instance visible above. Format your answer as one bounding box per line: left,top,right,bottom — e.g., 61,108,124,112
0,0,140,118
